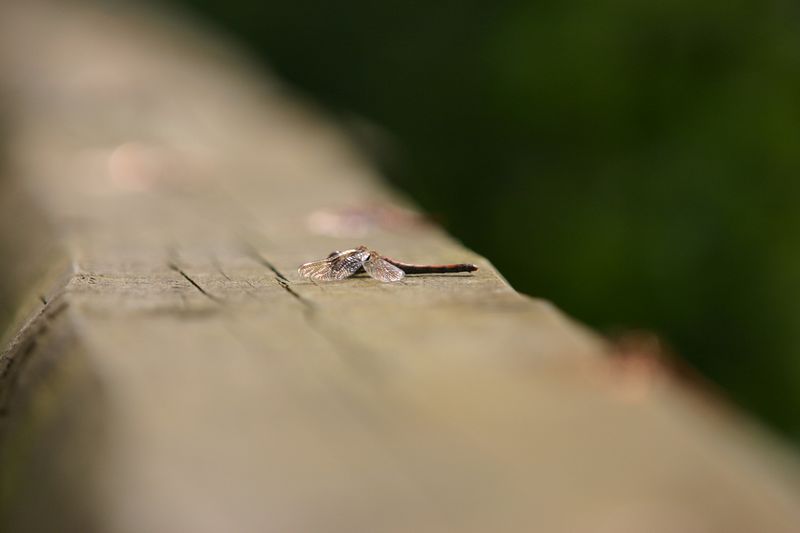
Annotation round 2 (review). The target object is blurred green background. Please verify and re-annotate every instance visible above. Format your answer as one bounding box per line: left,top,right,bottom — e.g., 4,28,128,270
167,0,800,442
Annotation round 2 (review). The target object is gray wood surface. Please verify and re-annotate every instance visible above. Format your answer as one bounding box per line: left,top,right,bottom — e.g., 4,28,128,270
1,1,799,532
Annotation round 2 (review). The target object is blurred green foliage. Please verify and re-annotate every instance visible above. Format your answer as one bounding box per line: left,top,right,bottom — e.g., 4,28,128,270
170,0,800,441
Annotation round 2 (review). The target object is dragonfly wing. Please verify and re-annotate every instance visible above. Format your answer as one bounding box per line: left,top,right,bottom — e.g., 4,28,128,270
329,250,368,280
298,258,336,280
363,256,405,282
298,249,366,281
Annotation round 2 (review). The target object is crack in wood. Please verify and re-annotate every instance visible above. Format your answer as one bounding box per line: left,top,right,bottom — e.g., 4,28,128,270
0,294,69,418
274,277,311,309
245,254,382,373
210,257,233,282
168,263,221,303
241,243,313,308
243,245,289,283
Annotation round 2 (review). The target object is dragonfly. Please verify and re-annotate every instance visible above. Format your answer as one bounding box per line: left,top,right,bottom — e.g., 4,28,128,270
298,245,478,283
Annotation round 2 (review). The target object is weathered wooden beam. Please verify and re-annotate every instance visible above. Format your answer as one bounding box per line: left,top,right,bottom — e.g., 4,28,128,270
1,1,799,532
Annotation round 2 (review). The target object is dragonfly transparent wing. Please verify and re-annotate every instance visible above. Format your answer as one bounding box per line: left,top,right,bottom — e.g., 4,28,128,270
298,249,366,281
363,255,405,282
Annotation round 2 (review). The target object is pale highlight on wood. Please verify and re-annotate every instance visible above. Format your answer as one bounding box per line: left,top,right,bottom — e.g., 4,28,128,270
1,1,799,532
